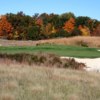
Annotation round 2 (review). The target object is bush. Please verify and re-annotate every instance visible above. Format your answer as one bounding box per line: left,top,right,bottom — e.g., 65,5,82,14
63,58,85,70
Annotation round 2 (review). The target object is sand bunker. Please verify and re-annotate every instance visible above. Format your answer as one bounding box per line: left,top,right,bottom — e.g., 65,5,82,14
61,57,100,72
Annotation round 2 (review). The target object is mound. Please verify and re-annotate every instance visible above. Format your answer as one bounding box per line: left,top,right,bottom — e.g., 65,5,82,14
0,53,85,70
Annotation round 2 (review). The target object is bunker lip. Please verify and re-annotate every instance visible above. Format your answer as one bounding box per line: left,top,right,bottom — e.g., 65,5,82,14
61,57,100,72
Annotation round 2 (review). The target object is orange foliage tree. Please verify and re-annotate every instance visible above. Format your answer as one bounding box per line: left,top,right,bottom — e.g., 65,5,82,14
36,18,43,26
63,17,75,32
0,15,13,37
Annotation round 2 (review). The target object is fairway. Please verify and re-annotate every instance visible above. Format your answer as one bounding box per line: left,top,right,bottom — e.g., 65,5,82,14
0,44,100,58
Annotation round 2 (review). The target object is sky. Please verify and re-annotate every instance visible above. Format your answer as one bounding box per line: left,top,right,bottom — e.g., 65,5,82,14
0,0,100,20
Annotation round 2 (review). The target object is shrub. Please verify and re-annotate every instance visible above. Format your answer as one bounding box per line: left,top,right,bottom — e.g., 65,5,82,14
63,58,85,70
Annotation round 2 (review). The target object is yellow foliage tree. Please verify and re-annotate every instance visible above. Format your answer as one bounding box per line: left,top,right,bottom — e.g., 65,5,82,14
78,25,90,36
51,26,56,33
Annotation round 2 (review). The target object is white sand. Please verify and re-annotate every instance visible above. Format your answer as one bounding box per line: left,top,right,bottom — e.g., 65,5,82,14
61,57,100,72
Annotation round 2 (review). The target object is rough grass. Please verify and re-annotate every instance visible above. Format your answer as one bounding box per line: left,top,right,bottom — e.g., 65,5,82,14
0,53,85,70
42,36,100,48
35,36,100,48
0,64,100,100
0,36,100,47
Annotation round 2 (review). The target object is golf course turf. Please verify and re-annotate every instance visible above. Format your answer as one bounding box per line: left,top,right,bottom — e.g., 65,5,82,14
0,44,100,58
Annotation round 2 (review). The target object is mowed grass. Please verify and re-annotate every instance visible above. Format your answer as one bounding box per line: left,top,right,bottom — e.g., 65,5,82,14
0,65,100,100
0,44,100,58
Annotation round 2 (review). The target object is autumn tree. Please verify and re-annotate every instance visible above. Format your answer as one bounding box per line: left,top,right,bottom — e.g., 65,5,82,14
60,12,75,24
45,23,52,35
76,16,90,27
92,24,100,36
63,17,75,32
49,29,68,38
36,18,43,26
0,15,13,37
39,13,49,25
1,12,99,40
6,12,36,39
78,25,90,36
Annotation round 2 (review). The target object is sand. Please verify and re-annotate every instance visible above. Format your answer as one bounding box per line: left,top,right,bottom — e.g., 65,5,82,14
61,57,100,72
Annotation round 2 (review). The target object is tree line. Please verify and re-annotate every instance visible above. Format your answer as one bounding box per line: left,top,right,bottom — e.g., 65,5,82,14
0,11,100,40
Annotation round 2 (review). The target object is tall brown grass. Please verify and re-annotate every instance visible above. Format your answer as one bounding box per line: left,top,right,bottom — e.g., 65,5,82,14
0,64,100,100
37,36,100,47
0,36,100,47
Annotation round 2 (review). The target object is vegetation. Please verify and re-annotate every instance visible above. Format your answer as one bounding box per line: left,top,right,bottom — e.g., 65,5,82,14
0,12,100,40
0,36,100,47
0,10,100,100
0,44,100,58
0,53,85,70
0,65,100,100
